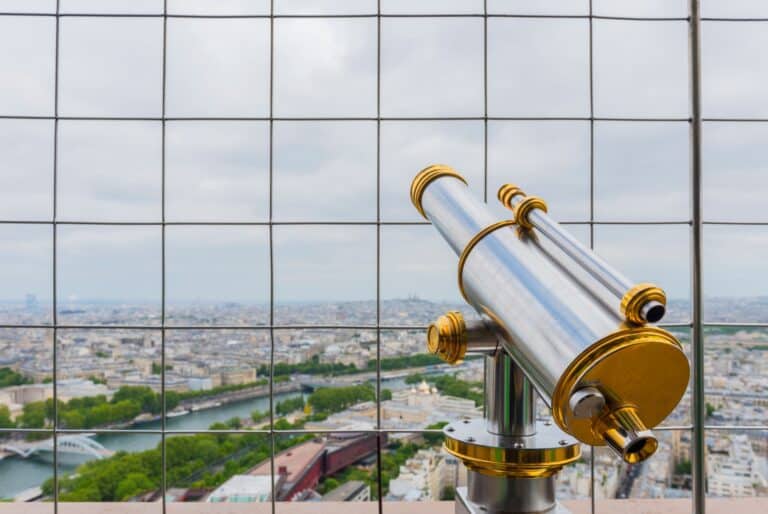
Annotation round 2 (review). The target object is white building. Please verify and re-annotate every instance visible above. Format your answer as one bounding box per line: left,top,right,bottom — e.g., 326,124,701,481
708,434,768,497
206,474,275,503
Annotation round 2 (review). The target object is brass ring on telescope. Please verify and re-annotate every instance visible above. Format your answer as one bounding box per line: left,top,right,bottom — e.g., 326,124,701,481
457,220,518,303
513,195,548,230
442,441,579,478
620,282,667,325
497,183,526,210
410,164,467,219
551,326,689,447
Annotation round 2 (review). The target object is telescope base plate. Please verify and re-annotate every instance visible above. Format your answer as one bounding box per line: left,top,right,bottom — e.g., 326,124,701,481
443,418,581,478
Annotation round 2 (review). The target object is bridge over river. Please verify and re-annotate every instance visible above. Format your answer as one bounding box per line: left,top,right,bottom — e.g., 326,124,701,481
1,435,113,467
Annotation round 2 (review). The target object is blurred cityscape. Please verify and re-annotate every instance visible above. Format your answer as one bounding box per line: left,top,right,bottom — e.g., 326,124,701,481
0,297,765,503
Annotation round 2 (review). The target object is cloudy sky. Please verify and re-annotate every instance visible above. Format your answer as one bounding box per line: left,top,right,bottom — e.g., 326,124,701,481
0,1,766,322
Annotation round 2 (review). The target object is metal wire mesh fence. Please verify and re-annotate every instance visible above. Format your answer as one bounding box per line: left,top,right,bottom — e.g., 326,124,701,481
0,1,766,513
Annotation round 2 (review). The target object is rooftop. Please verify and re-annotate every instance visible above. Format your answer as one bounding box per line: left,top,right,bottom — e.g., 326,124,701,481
250,438,326,483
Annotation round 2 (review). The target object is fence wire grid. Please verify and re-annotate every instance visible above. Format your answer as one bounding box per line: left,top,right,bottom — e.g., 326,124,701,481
0,1,766,514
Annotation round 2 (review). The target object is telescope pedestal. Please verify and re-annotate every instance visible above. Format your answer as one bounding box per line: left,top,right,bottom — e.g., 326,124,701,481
455,472,571,514
456,483,571,514
441,352,580,514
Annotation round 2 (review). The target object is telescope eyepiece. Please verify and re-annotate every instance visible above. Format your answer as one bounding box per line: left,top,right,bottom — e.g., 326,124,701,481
642,300,666,323
594,406,659,464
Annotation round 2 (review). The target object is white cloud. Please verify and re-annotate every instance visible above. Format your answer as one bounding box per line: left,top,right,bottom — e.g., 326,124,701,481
703,122,768,222
273,121,377,221
381,17,484,116
487,121,591,222
278,0,374,15
593,20,688,117
57,120,162,221
702,21,768,117
59,17,163,117
593,0,686,17
61,0,162,14
594,121,689,221
274,18,377,117
0,119,54,220
487,0,587,15
166,18,270,117
165,121,270,221
273,225,376,303
704,225,768,298
0,15,55,116
380,121,484,221
380,225,463,302
166,226,269,305
488,18,590,117
57,225,161,303
594,224,691,302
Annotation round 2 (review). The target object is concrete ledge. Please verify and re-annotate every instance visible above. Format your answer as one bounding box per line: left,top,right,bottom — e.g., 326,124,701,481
0,498,765,513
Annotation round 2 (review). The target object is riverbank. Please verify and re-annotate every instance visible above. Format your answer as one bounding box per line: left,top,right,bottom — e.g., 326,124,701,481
0,365,455,499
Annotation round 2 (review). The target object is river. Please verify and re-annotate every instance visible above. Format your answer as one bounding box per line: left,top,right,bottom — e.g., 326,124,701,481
0,376,412,499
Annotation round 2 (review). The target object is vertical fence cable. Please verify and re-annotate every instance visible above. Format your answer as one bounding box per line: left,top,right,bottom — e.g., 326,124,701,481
688,1,706,513
376,1,384,512
483,0,489,202
160,1,168,511
588,2,597,511
268,1,277,512
51,1,61,511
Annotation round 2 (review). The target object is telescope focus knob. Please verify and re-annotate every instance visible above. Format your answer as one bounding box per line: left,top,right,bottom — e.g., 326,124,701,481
428,312,500,364
427,311,467,365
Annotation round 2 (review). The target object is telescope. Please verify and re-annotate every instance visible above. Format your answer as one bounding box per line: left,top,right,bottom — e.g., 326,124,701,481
411,165,689,514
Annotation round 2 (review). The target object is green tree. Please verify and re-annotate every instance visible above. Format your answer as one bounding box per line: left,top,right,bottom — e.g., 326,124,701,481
381,388,392,401
151,362,172,375
440,485,456,500
0,405,14,429
0,367,31,387
115,472,154,500
165,391,180,412
675,459,692,475
112,386,160,414
308,384,375,414
18,401,47,429
319,477,340,494
405,373,425,385
275,396,304,416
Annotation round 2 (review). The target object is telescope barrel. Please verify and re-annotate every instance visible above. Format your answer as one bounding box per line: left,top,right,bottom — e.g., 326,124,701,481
412,165,689,463
498,184,667,324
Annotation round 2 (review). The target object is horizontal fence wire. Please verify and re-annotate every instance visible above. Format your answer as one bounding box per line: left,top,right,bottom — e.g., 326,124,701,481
0,12,693,21
0,115,697,121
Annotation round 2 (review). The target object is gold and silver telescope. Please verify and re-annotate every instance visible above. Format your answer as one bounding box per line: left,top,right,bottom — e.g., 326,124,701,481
411,164,689,514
